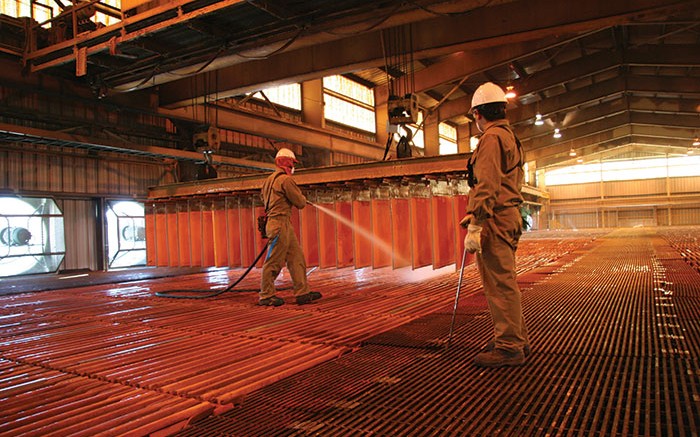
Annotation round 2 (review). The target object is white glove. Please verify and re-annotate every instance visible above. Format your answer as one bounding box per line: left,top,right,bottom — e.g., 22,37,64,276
459,213,474,229
464,224,483,254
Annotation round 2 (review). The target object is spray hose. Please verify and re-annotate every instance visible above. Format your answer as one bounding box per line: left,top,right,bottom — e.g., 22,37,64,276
155,241,270,299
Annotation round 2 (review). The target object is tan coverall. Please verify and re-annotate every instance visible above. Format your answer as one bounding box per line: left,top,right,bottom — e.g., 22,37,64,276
467,119,529,353
260,170,310,299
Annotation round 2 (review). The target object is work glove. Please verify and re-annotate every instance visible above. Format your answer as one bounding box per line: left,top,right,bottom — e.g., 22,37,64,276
459,214,474,229
464,224,483,254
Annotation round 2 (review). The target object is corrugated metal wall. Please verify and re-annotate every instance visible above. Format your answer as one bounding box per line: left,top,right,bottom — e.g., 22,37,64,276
1,142,176,272
0,143,175,196
60,199,99,271
548,175,700,229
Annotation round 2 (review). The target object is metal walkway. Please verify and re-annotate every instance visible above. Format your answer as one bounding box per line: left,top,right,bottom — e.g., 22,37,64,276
176,228,700,436
1,228,699,436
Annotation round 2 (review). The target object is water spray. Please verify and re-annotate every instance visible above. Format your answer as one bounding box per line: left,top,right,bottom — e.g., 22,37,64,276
308,201,409,266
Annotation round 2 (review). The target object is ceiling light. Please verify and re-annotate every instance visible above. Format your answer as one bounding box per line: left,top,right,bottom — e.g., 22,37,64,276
577,157,584,164
693,137,700,147
688,148,695,155
534,113,544,126
504,85,516,99
553,128,562,139
569,148,576,157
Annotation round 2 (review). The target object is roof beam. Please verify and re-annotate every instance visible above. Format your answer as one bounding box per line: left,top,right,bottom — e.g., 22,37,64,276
158,104,386,160
525,113,699,160
0,122,275,170
509,74,700,126
159,0,697,107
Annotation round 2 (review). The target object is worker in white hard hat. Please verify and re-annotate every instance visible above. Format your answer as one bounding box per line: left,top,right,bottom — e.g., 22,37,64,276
459,82,530,367
258,147,321,306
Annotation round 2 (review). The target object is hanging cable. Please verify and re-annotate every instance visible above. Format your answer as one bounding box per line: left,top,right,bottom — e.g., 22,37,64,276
236,27,305,59
324,3,402,36
407,0,496,17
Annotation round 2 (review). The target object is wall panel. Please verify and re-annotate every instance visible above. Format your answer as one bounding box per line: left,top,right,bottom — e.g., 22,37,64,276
60,199,98,271
603,179,665,197
547,183,600,200
669,176,700,194
0,143,174,197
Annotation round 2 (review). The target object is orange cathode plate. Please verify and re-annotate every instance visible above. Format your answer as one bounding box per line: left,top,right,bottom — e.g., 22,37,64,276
352,200,372,269
154,202,169,267
177,202,191,267
212,199,228,267
410,197,432,269
145,203,156,266
188,200,203,267
239,206,255,267
318,202,337,269
371,199,391,269
432,196,455,269
201,201,215,267
226,198,242,268
335,202,354,268
300,203,319,267
391,198,411,269
166,202,179,267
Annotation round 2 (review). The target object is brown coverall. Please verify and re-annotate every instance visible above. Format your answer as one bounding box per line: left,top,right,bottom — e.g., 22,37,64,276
260,169,310,299
467,119,529,353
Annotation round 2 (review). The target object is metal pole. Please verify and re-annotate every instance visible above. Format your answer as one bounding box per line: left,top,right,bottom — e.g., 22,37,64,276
446,246,468,349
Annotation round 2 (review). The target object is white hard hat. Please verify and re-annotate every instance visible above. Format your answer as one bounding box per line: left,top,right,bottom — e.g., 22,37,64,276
275,148,297,161
470,82,507,111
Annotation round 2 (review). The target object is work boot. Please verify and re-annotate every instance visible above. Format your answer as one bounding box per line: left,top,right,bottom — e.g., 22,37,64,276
483,340,531,357
257,296,284,307
296,291,322,305
474,348,525,368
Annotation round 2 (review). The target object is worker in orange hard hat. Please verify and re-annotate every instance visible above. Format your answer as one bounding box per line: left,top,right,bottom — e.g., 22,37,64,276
460,82,530,367
258,147,321,306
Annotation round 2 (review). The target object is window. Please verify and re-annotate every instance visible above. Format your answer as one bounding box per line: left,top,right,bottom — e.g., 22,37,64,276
106,200,146,269
251,83,302,111
323,75,376,133
2,0,122,26
438,122,457,155
545,155,700,186
0,196,65,277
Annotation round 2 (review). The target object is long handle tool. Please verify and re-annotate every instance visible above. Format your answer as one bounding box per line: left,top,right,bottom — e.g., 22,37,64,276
446,246,469,350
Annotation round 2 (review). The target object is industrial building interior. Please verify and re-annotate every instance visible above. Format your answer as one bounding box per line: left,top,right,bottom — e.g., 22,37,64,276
1,0,700,435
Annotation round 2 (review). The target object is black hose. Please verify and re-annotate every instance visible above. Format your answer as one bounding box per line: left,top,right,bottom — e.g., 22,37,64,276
155,241,270,299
